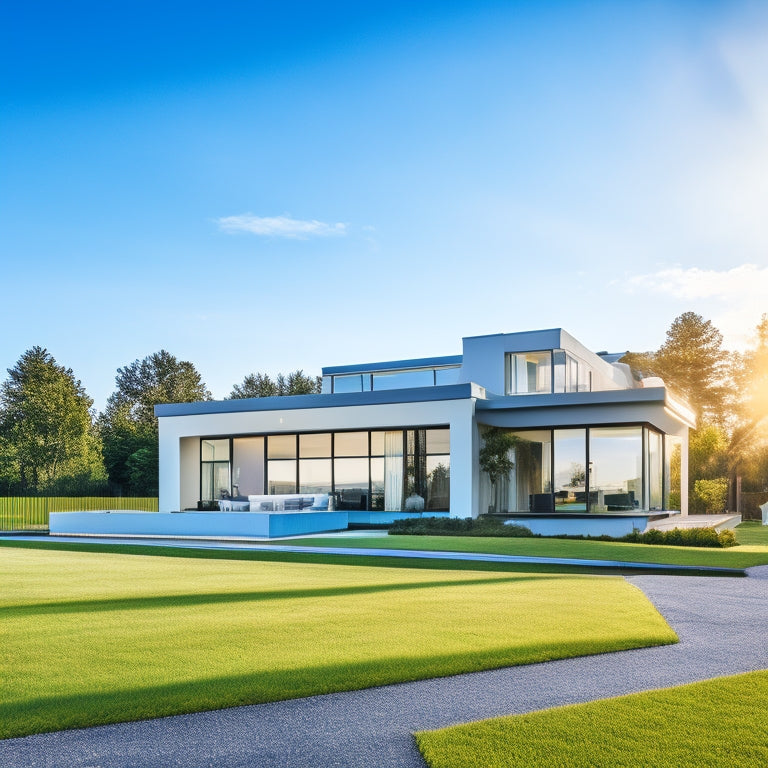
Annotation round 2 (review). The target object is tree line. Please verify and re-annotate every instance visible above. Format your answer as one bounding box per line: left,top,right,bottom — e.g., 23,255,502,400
0,349,319,497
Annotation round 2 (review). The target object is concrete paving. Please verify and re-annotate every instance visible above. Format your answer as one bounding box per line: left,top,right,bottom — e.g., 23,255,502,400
2,563,766,767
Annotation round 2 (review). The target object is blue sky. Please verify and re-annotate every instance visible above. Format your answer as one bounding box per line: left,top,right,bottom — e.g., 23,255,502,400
2,1,767,410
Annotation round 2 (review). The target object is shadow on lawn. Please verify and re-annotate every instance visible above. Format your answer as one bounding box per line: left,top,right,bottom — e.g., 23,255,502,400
1,631,678,741
4,574,563,618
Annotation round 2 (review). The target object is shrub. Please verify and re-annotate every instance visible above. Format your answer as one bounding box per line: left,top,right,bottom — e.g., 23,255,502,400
388,516,534,538
387,517,737,548
623,526,737,548
691,478,729,514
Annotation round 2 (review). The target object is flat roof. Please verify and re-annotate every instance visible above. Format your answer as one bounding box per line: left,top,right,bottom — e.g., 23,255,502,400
155,383,477,417
322,355,462,376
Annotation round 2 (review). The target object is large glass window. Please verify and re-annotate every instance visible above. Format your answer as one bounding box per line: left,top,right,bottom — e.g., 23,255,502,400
589,427,643,511
370,431,386,456
333,374,369,393
299,433,331,458
647,429,663,511
373,369,435,391
268,434,296,459
201,439,230,502
666,435,682,511
554,429,587,510
426,428,450,454
201,426,448,512
334,431,369,456
298,459,332,494
426,455,450,511
232,437,264,497
267,460,297,494
201,439,229,462
480,425,666,515
505,352,552,395
509,430,552,513
370,457,385,511
334,457,369,509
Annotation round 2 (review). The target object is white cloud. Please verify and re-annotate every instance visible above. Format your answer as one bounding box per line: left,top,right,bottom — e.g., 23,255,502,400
625,264,768,349
627,264,768,300
217,214,347,239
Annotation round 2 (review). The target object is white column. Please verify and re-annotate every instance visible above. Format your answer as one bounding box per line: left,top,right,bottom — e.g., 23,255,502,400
448,402,476,519
157,420,181,512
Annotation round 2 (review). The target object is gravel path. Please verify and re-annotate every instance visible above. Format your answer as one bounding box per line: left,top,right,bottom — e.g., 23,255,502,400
3,567,767,768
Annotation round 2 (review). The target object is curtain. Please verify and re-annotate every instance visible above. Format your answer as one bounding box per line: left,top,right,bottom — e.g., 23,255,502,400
384,431,404,511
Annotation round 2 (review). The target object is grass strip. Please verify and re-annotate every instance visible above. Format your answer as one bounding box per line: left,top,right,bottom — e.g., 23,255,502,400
0,538,742,577
1,547,676,739
280,521,768,568
415,670,768,768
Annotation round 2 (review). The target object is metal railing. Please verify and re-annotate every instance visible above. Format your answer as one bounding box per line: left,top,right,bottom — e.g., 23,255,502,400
0,497,159,532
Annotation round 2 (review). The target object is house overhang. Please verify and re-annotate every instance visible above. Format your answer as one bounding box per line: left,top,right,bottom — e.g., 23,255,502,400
475,387,696,432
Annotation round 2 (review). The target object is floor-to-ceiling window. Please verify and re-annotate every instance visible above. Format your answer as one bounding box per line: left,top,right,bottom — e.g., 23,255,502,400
589,427,643,510
267,435,297,494
425,428,450,511
334,431,369,510
201,439,230,502
298,433,332,495
200,427,449,511
647,429,663,511
509,430,552,513
487,425,667,513
554,429,587,511
666,435,682,511
232,437,264,498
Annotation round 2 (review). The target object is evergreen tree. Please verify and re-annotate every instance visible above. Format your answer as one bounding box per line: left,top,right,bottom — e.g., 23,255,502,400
228,370,321,399
652,312,730,423
0,347,105,494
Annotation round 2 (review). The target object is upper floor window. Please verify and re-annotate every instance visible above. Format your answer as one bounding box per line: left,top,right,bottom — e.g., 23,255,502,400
326,365,460,393
505,352,552,394
507,351,592,395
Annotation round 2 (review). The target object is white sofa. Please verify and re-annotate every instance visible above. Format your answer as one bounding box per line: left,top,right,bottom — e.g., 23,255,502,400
247,493,331,512
217,499,251,512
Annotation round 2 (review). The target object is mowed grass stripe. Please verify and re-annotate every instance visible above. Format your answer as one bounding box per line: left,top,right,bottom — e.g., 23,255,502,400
415,671,768,768
2,548,676,739
281,521,768,568
1,538,703,576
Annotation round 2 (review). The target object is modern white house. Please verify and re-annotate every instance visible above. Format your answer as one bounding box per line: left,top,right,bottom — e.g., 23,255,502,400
139,328,695,538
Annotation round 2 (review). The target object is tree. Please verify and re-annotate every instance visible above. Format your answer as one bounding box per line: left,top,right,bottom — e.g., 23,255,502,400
726,315,768,507
228,370,321,399
621,313,733,509
0,347,105,494
478,427,518,513
623,312,730,424
100,351,210,495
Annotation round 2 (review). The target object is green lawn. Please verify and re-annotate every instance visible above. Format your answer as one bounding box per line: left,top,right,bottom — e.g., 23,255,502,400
416,670,768,768
1,547,676,739
282,521,768,569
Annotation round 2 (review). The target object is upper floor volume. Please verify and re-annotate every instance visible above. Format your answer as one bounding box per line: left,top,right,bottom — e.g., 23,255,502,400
321,328,636,398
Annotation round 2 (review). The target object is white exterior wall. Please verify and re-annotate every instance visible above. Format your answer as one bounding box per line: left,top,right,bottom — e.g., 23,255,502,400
179,437,201,511
158,398,477,516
